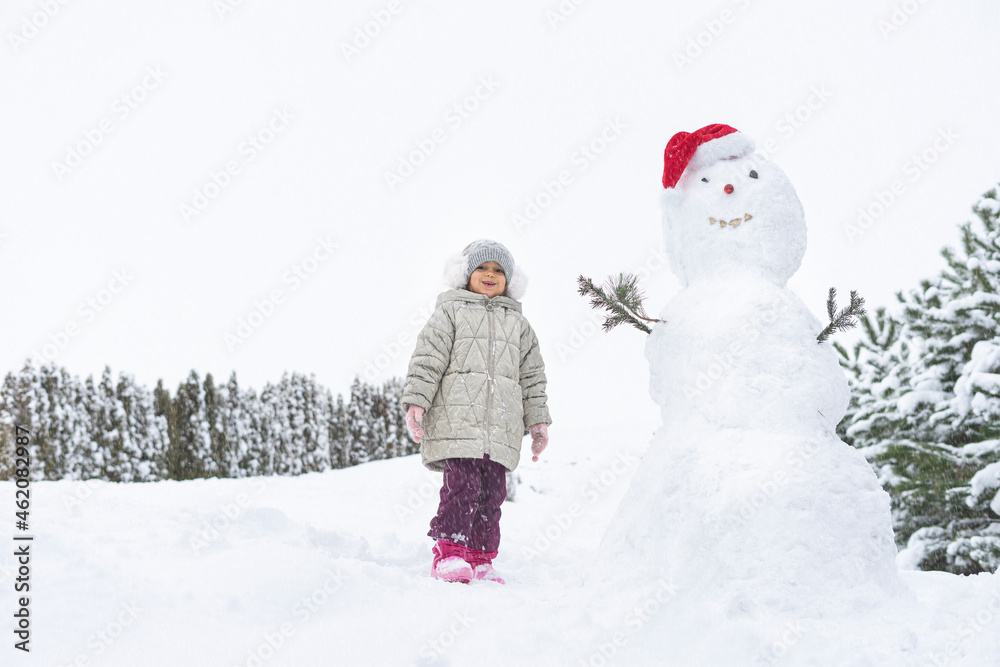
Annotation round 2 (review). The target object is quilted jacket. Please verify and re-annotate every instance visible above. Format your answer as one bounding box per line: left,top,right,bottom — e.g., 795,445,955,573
402,289,550,472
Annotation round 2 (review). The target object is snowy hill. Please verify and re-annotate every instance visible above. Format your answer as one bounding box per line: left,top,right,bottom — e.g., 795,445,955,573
2,422,998,666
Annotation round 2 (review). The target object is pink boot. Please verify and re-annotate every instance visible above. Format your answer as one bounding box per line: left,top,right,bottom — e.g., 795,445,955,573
466,547,505,585
431,541,473,584
433,557,473,583
472,563,506,584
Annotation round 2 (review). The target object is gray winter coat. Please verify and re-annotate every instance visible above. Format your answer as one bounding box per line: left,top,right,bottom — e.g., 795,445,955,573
402,289,551,472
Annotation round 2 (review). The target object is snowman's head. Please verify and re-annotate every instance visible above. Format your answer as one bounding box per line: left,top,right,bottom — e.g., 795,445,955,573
660,125,806,287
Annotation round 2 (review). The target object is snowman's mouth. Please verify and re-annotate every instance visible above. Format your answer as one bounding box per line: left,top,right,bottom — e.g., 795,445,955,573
708,213,753,229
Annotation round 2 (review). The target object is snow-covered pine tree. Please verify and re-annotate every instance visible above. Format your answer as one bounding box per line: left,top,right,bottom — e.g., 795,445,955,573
63,369,98,480
163,371,209,480
933,190,1000,444
346,377,373,466
0,369,30,480
203,373,232,478
117,371,168,481
96,367,153,483
0,374,14,480
90,367,119,481
7,361,64,480
42,365,94,480
265,372,331,475
327,390,348,469
152,378,177,478
3,363,90,480
367,383,390,462
288,372,331,473
256,381,282,477
261,376,288,474
221,372,256,478
841,185,1000,574
76,375,105,480
95,367,149,482
221,373,243,477
232,378,271,478
381,377,416,458
264,375,298,475
31,363,67,479
907,188,1000,573
836,307,911,446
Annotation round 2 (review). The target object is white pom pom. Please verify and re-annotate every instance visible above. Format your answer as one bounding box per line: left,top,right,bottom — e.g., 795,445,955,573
506,267,528,301
443,252,469,290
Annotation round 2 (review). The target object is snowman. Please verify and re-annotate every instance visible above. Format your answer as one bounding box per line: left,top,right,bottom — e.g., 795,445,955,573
601,125,901,621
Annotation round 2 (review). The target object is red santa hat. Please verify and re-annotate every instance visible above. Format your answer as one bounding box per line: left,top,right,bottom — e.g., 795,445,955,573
661,124,755,189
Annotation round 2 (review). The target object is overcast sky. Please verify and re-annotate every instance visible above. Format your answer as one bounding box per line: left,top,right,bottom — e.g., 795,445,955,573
3,0,999,433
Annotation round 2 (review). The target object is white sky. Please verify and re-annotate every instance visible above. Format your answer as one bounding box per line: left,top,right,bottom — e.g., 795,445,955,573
2,0,999,434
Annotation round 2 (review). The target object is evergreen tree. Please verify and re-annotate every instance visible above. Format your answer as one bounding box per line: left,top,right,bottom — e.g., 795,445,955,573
94,366,136,482
261,378,292,475
261,378,281,473
230,377,270,478
346,377,373,466
153,378,177,478
221,372,254,478
257,382,281,477
51,365,95,481
10,360,64,481
75,376,105,480
221,373,245,477
382,377,417,458
3,363,93,480
263,373,330,476
163,371,209,480
117,371,168,481
0,371,26,480
90,367,160,483
31,363,68,479
367,385,390,462
841,185,1000,574
203,373,232,478
836,307,912,447
296,373,331,473
382,378,402,460
327,391,348,469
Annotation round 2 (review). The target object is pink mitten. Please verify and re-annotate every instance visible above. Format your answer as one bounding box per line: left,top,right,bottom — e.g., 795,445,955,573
529,423,548,462
405,405,425,443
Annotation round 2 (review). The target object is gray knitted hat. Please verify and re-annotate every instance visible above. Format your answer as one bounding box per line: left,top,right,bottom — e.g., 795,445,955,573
464,240,514,281
444,239,526,299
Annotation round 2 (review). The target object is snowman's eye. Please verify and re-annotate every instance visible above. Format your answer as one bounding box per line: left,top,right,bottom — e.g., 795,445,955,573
749,170,758,179
701,177,709,183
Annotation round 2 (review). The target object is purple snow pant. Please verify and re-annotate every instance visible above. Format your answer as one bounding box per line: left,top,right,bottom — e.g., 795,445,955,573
428,455,507,552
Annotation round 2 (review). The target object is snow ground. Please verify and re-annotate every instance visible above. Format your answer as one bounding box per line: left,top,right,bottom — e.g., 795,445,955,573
1,422,998,667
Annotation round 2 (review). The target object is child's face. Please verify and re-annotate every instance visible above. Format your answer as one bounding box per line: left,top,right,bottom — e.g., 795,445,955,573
468,261,507,298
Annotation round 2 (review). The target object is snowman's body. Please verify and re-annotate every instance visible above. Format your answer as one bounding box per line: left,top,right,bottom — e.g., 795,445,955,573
602,127,901,620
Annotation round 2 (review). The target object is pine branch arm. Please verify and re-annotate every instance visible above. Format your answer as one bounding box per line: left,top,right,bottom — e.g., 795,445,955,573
817,288,867,344
577,274,664,335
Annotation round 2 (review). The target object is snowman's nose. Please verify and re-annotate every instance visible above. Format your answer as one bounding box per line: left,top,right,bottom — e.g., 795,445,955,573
724,184,735,194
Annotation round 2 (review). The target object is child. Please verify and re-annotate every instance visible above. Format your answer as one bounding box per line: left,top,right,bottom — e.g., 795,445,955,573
402,239,551,584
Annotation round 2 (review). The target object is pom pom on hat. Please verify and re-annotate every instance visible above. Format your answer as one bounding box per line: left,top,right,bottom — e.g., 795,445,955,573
444,239,526,300
662,124,755,189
